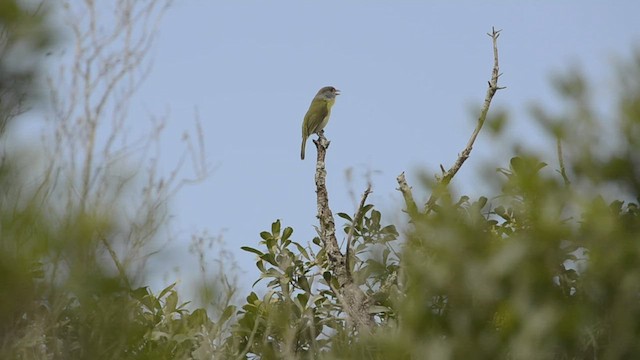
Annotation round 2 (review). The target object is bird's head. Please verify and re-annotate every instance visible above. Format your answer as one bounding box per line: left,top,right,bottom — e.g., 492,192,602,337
316,86,340,100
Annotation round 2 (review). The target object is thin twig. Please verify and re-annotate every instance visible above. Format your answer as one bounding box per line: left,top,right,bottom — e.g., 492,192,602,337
100,234,131,289
423,27,505,213
556,137,571,186
345,184,373,276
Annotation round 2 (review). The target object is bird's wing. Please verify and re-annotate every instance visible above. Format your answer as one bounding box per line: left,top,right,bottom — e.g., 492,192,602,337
304,100,329,135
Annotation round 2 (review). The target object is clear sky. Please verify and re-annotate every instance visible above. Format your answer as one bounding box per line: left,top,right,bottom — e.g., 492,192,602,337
110,2,640,298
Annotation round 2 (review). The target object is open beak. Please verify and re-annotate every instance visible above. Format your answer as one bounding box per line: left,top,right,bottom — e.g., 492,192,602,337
335,89,341,95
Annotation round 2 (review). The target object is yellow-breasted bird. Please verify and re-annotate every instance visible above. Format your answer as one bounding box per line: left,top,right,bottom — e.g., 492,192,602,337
300,86,340,160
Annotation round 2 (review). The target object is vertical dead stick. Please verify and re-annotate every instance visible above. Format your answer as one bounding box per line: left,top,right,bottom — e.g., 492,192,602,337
396,172,418,218
313,132,373,330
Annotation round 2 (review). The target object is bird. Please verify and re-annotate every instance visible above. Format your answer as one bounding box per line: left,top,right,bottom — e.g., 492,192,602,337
300,86,340,160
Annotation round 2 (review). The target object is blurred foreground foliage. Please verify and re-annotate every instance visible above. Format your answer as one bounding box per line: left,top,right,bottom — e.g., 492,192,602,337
0,3,225,359
0,0,53,133
2,3,640,358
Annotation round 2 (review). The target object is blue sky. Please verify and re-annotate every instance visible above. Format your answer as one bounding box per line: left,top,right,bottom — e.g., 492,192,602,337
108,2,640,298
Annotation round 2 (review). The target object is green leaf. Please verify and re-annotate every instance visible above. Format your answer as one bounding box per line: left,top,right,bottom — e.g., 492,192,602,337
510,156,547,176
495,206,509,220
188,308,210,327
261,268,284,280
455,195,470,207
139,294,162,314
337,212,352,221
256,260,266,273
297,275,311,293
322,271,332,284
510,156,524,172
178,300,191,310
266,237,277,251
381,225,398,236
252,277,264,288
272,219,281,235
371,210,381,226
131,286,151,300
297,293,309,307
293,242,310,260
159,282,177,299
282,226,293,241
246,292,259,304
361,204,374,217
260,231,272,240
164,291,178,314
260,253,278,266
241,246,264,256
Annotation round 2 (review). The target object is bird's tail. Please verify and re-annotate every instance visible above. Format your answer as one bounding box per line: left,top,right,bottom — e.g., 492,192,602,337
300,138,306,160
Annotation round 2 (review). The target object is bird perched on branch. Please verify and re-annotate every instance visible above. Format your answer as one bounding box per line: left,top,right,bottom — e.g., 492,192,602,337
300,86,340,160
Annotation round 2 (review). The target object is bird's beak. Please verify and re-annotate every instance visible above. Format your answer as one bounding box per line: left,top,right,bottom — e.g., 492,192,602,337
335,89,341,95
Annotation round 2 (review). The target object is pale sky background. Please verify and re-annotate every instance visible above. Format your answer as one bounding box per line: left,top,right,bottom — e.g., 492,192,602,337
28,2,640,301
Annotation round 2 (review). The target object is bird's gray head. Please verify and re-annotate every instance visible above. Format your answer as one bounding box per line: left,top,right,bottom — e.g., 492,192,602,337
316,86,340,100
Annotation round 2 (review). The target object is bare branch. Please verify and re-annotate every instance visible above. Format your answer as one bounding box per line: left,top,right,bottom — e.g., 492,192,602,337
313,131,373,330
422,27,505,214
